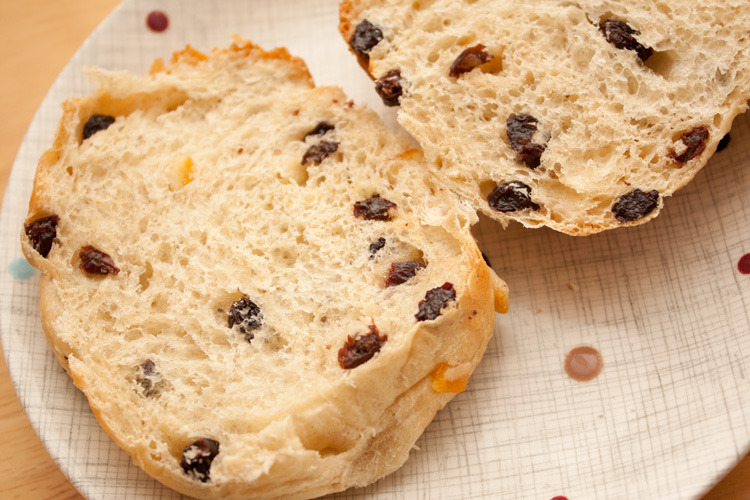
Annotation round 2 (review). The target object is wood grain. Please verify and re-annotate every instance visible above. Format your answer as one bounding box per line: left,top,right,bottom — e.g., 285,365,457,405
0,1,747,499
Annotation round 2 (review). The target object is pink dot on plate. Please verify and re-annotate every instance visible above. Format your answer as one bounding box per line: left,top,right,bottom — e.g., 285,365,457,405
738,253,750,274
146,11,169,32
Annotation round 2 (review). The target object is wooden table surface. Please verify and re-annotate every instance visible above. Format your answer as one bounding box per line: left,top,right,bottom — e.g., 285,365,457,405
0,1,748,499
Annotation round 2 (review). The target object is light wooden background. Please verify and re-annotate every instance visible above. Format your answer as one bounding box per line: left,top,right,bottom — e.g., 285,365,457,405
0,1,747,499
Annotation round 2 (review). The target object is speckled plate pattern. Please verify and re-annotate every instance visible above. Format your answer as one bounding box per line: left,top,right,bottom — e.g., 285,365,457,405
1,1,750,499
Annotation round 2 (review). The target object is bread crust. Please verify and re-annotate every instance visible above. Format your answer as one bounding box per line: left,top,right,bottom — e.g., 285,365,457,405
21,40,505,499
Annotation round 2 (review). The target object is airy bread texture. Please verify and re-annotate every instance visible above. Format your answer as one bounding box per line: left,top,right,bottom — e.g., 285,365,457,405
340,0,750,235
21,40,508,499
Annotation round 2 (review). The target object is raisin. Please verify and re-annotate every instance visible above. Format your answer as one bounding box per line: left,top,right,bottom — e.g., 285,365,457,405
137,377,153,396
354,195,397,221
375,70,403,106
228,297,263,342
386,261,425,288
449,44,494,78
669,126,709,164
135,359,163,398
369,237,386,258
302,140,339,165
79,246,120,275
716,133,731,152
338,323,387,369
487,182,540,212
416,282,456,321
506,114,546,169
140,359,156,376
599,19,653,62
24,214,59,258
612,189,659,222
181,438,220,483
350,20,383,60
82,114,115,140
304,121,334,140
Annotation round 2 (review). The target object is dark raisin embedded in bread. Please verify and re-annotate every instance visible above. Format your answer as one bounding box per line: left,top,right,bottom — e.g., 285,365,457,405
79,246,120,275
385,261,425,287
416,282,456,321
612,189,659,222
349,20,383,60
140,359,156,376
449,44,494,78
24,214,59,258
375,70,404,106
353,195,397,221
368,237,386,258
82,114,116,140
669,126,709,164
598,19,653,61
181,438,220,483
302,140,339,165
487,182,540,212
338,323,387,369
228,297,263,342
506,114,546,169
304,121,335,139
135,359,165,398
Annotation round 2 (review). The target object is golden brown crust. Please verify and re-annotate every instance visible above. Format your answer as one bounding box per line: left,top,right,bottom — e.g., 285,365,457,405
337,0,356,47
157,38,315,88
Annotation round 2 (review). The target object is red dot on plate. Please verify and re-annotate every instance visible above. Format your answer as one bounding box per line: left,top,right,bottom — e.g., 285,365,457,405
738,253,750,274
550,497,569,500
146,11,169,32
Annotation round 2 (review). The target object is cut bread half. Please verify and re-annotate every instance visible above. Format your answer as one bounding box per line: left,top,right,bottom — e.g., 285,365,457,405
21,39,507,499
340,0,750,235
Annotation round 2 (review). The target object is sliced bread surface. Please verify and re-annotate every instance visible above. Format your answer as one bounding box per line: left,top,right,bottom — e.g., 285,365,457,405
21,40,507,499
340,0,750,235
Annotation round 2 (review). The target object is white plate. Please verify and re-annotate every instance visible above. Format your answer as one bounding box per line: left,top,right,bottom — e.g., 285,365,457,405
2,1,750,499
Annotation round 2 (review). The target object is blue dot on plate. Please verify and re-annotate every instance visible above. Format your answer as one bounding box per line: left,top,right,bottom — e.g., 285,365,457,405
9,258,35,280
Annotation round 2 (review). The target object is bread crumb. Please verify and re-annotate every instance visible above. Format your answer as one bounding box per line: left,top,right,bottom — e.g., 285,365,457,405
567,282,578,292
